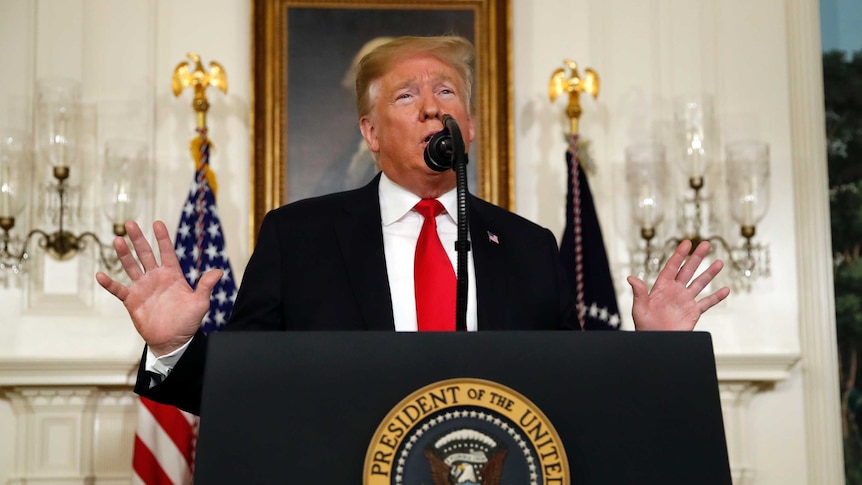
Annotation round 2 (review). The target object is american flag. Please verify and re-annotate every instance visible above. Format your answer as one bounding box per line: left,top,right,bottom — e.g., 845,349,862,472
559,134,621,330
132,128,237,484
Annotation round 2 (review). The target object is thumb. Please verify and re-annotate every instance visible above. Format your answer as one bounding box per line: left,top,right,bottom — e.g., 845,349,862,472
196,269,224,297
627,275,649,301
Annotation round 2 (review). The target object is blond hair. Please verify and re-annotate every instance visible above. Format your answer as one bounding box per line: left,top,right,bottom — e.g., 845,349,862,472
354,35,475,119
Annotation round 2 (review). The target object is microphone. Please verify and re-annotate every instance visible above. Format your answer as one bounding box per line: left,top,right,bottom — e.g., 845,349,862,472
423,114,462,172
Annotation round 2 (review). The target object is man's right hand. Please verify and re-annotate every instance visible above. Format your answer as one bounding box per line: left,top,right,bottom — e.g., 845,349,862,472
96,220,222,356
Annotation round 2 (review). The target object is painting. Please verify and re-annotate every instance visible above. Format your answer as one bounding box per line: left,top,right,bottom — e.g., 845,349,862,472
251,0,512,239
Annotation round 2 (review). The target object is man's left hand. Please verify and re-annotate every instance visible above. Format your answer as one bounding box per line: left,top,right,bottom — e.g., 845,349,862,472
627,240,731,331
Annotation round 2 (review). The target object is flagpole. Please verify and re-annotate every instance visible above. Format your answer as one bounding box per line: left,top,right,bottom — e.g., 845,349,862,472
131,54,237,485
549,61,620,331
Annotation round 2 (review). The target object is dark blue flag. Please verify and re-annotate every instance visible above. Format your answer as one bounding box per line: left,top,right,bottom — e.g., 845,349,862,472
174,128,237,335
560,134,621,330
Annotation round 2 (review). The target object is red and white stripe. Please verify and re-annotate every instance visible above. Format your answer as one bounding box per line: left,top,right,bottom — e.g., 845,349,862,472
132,397,197,485
568,134,586,329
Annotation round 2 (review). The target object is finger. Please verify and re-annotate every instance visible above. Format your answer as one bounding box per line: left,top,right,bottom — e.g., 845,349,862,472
655,240,692,283
196,269,224,297
95,271,129,301
675,240,711,284
697,286,731,314
127,221,159,272
627,275,649,301
114,234,144,281
153,221,180,269
687,259,724,294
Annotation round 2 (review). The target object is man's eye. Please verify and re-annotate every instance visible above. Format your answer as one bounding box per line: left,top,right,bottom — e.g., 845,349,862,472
396,92,413,100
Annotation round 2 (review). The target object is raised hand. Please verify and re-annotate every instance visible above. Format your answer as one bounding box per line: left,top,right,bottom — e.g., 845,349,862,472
96,220,223,356
627,240,730,331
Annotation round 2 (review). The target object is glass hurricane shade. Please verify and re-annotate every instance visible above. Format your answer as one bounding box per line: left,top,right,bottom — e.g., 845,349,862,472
102,139,148,225
726,141,770,227
0,132,32,219
36,78,81,170
625,142,667,230
674,94,717,180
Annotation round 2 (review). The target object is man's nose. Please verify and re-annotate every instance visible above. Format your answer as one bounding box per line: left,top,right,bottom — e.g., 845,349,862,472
420,92,441,119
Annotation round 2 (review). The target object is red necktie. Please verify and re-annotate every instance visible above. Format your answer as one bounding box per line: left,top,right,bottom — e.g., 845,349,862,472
413,199,456,331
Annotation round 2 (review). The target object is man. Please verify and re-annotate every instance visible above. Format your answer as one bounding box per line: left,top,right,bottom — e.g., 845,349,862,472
96,36,729,415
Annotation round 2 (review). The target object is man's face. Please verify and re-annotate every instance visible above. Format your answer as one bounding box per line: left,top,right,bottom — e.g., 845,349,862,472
359,54,475,197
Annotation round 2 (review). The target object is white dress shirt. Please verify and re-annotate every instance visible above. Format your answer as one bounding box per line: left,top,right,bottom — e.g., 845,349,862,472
378,173,478,332
146,173,478,377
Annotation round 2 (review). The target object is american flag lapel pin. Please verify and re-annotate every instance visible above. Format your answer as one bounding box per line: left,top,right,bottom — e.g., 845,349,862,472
487,231,499,244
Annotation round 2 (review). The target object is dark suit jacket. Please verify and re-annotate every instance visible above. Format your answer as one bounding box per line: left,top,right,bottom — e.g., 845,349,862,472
138,174,577,414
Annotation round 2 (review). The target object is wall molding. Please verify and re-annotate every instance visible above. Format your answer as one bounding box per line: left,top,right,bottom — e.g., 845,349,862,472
0,358,138,387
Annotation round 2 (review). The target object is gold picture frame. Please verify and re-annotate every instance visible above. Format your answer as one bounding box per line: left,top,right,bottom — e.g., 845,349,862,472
251,0,512,241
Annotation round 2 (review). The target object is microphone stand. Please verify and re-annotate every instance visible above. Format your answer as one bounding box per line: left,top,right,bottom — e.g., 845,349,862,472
424,114,470,331
442,116,470,332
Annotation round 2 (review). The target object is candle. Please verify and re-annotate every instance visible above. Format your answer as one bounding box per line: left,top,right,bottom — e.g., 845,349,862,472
640,182,654,229
741,178,754,225
0,187,10,217
0,165,12,216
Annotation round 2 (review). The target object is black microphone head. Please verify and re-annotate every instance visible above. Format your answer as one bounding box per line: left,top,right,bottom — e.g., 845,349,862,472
424,128,454,172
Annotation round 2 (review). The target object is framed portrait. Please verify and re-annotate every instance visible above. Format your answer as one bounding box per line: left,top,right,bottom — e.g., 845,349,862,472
251,0,512,240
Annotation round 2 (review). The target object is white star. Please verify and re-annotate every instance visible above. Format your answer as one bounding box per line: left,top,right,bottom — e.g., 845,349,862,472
219,247,229,261
183,201,194,217
201,310,211,325
186,267,200,283
205,243,219,260
177,222,191,239
214,309,226,326
214,289,228,305
207,221,221,239
609,313,621,328
209,204,219,218
221,267,232,282
229,289,237,303
599,307,609,321
191,245,201,262
175,245,187,260
589,302,599,317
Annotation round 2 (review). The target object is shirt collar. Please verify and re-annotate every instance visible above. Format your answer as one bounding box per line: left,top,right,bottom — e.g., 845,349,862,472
379,172,457,225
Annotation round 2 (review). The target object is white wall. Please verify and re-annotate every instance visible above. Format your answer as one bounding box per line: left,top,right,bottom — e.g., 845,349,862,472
0,0,840,484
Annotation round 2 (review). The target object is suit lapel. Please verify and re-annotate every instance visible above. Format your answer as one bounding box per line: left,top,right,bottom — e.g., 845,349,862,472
469,197,509,330
333,175,395,330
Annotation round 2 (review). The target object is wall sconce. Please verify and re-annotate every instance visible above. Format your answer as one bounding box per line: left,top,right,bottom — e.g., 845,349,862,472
626,95,770,291
0,78,147,276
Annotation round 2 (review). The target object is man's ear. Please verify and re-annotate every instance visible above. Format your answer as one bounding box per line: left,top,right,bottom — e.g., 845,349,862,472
466,114,476,143
359,116,380,153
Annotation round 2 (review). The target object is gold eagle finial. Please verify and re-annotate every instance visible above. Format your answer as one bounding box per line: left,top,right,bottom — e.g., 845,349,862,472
549,60,599,135
172,52,228,128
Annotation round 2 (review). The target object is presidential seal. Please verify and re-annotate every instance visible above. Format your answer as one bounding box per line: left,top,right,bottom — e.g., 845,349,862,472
363,378,569,485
